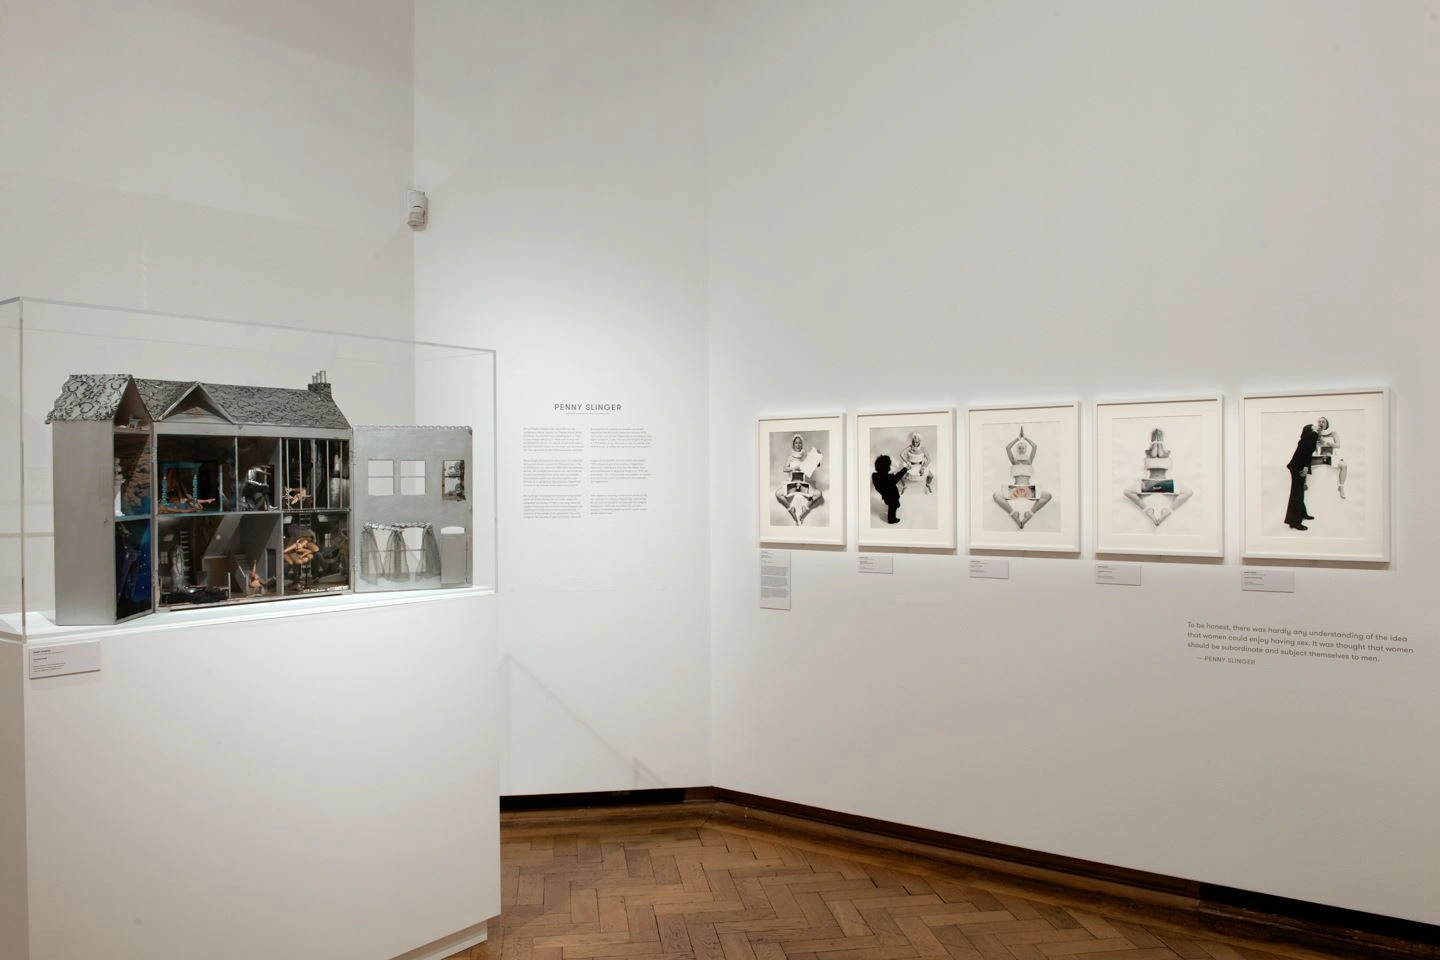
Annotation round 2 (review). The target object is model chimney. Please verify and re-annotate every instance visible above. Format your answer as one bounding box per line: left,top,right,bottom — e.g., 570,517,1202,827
308,371,333,401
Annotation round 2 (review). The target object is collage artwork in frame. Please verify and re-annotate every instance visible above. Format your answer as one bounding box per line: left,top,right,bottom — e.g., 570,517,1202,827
967,402,1080,553
757,414,845,546
856,408,955,550
1242,389,1389,562
1094,397,1224,558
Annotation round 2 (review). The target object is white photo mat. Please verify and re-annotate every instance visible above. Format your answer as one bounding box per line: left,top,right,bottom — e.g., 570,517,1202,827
856,408,956,550
757,414,845,546
967,402,1080,553
1094,397,1224,557
1241,389,1389,562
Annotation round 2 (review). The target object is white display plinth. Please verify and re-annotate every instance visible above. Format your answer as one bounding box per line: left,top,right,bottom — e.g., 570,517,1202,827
0,588,500,960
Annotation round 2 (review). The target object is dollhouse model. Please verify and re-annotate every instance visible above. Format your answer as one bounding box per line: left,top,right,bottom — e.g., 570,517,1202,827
46,372,473,626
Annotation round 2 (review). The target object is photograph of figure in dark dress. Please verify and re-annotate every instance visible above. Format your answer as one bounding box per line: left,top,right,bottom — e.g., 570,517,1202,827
871,455,908,524
1284,423,1318,530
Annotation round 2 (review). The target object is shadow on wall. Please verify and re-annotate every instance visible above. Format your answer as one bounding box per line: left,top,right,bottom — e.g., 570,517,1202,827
501,653,666,791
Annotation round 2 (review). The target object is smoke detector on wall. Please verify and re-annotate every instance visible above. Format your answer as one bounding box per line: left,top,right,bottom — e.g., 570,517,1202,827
408,189,428,230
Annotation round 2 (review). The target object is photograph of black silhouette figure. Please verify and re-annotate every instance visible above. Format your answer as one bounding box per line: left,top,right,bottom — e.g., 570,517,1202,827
871,455,907,525
856,409,955,549
1243,389,1389,562
1284,423,1319,531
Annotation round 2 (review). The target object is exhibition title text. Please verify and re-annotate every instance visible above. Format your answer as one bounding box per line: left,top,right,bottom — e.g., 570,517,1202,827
554,402,622,412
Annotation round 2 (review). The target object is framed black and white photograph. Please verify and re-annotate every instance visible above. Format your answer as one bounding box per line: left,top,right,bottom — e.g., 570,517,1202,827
856,408,955,550
757,414,844,546
1242,389,1389,562
967,402,1079,553
1095,398,1223,557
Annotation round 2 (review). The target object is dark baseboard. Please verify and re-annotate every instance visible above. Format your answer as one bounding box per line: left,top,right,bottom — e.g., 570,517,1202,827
503,785,1440,956
1200,883,1440,949
500,787,696,812
710,787,1196,899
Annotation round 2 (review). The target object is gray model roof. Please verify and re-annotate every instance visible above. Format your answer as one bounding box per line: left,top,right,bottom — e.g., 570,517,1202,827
44,374,135,423
47,374,350,430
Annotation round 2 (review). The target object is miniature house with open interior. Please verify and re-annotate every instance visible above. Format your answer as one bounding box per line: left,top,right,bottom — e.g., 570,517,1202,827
46,372,473,626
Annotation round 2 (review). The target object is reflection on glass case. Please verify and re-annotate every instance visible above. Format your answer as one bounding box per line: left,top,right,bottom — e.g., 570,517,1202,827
46,371,473,626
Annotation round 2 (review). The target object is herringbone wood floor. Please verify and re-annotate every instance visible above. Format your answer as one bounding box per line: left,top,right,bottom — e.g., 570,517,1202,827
446,808,1371,960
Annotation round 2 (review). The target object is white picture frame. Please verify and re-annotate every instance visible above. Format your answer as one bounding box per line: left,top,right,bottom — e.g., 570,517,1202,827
967,402,1080,553
757,414,845,546
1241,389,1389,563
1094,397,1224,557
856,408,956,550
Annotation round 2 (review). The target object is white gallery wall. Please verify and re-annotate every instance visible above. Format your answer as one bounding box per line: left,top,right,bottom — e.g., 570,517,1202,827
706,1,1439,926
0,0,416,337
414,0,712,792
3,0,1438,946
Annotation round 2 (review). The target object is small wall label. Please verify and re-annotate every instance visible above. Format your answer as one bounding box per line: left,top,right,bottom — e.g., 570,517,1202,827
760,550,792,610
28,641,102,679
969,558,1010,580
1242,569,1295,594
1095,563,1142,586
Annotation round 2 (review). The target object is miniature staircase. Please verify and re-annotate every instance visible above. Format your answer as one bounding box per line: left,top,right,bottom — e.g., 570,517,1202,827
231,553,252,596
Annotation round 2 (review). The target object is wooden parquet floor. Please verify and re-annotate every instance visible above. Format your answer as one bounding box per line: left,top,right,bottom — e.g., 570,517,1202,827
445,808,1371,960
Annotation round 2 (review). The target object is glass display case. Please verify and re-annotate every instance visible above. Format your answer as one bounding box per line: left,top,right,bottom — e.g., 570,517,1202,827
1,297,496,640
0,300,19,636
